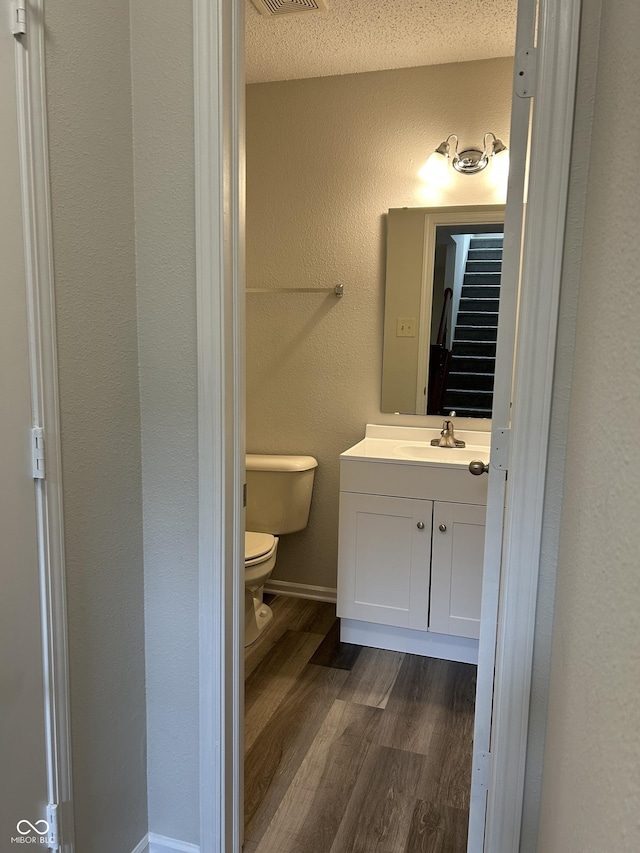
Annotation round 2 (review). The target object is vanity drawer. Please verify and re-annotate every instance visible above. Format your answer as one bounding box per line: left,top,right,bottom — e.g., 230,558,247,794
340,458,488,505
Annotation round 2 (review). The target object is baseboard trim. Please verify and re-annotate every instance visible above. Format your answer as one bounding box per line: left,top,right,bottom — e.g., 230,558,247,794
264,579,337,603
130,837,150,853
340,618,479,664
131,833,200,853
149,833,200,853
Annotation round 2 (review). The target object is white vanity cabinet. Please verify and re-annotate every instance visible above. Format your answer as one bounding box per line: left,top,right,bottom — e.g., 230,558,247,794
336,426,490,663
337,492,433,631
429,500,486,639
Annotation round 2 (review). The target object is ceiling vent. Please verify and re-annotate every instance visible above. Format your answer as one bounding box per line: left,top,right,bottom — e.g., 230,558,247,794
250,0,327,17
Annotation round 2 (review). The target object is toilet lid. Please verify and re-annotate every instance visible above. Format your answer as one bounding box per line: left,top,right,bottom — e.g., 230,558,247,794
245,531,276,562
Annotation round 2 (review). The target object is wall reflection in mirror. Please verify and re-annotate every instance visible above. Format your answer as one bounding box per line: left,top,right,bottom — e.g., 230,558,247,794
381,205,505,417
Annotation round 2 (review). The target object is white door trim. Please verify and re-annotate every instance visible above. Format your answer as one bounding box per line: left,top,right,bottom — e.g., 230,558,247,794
482,0,582,849
194,0,245,851
195,0,581,851
13,4,75,849
467,0,538,845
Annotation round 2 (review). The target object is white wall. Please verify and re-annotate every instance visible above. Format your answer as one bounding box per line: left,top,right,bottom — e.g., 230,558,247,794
131,1,200,844
44,1,148,850
536,0,640,848
246,58,513,591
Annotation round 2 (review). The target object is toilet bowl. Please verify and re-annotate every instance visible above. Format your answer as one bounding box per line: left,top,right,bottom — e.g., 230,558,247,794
244,532,278,646
244,453,317,646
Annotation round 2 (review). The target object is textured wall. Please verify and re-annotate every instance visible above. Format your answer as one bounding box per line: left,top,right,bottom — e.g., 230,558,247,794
130,1,200,844
246,59,513,590
44,1,148,850
537,0,640,849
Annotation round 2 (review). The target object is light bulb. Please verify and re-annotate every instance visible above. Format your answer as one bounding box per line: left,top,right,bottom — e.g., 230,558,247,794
418,151,451,188
489,150,510,193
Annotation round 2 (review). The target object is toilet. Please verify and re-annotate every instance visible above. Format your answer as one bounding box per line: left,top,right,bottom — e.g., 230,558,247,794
244,453,318,646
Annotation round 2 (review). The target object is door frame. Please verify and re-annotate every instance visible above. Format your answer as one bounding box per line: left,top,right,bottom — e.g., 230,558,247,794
195,1,582,851
468,0,582,849
11,4,75,849
413,205,506,415
195,0,245,850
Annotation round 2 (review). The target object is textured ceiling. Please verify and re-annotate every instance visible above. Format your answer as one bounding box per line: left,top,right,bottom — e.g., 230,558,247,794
246,0,517,84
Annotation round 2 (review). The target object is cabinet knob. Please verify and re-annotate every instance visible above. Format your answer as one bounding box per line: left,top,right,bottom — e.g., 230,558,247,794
438,523,447,533
469,459,489,476
417,521,425,530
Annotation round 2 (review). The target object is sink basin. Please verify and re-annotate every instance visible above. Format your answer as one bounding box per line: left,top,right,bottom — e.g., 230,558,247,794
393,443,488,464
341,424,490,470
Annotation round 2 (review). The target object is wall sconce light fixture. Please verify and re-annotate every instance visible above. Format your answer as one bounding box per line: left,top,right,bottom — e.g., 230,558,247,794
427,132,508,176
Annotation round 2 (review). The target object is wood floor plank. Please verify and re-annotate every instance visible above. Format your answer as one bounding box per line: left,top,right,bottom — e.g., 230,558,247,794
339,646,405,709
328,744,433,853
245,629,326,752
272,595,337,635
309,620,362,670
244,598,476,853
254,699,382,853
404,800,469,853
450,661,476,722
245,663,349,845
245,597,337,677
374,655,455,756
427,662,476,811
245,624,287,680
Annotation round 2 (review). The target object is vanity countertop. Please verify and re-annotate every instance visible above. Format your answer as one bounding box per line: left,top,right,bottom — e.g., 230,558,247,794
341,424,491,470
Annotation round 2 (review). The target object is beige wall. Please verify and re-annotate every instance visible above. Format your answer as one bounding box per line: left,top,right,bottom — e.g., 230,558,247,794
44,1,148,850
537,0,640,849
246,58,513,590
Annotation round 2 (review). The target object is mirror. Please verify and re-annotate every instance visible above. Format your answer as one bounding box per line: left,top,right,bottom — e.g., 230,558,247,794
381,205,505,416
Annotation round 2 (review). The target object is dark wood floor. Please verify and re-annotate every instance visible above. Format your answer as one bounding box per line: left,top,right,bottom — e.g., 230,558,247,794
243,595,477,853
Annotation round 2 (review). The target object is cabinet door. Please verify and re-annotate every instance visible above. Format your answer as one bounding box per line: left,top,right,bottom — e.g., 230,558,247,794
430,502,486,639
337,492,432,630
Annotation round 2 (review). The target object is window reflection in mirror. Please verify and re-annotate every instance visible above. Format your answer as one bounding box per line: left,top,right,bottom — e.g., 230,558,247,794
381,206,505,417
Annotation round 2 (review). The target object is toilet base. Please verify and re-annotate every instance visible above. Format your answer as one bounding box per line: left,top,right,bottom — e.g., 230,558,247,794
245,590,274,647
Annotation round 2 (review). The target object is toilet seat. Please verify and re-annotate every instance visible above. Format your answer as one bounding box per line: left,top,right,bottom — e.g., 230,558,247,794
245,531,277,566
244,531,278,597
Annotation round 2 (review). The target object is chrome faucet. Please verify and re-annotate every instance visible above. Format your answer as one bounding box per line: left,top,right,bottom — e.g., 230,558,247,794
431,417,466,448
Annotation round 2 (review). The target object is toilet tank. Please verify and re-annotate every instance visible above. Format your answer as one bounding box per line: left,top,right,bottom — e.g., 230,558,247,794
245,454,318,535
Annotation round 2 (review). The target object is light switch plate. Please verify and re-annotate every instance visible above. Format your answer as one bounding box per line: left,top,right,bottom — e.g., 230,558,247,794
396,317,416,337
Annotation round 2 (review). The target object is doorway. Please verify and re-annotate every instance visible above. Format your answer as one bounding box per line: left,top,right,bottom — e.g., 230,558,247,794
242,3,516,850
195,0,582,850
